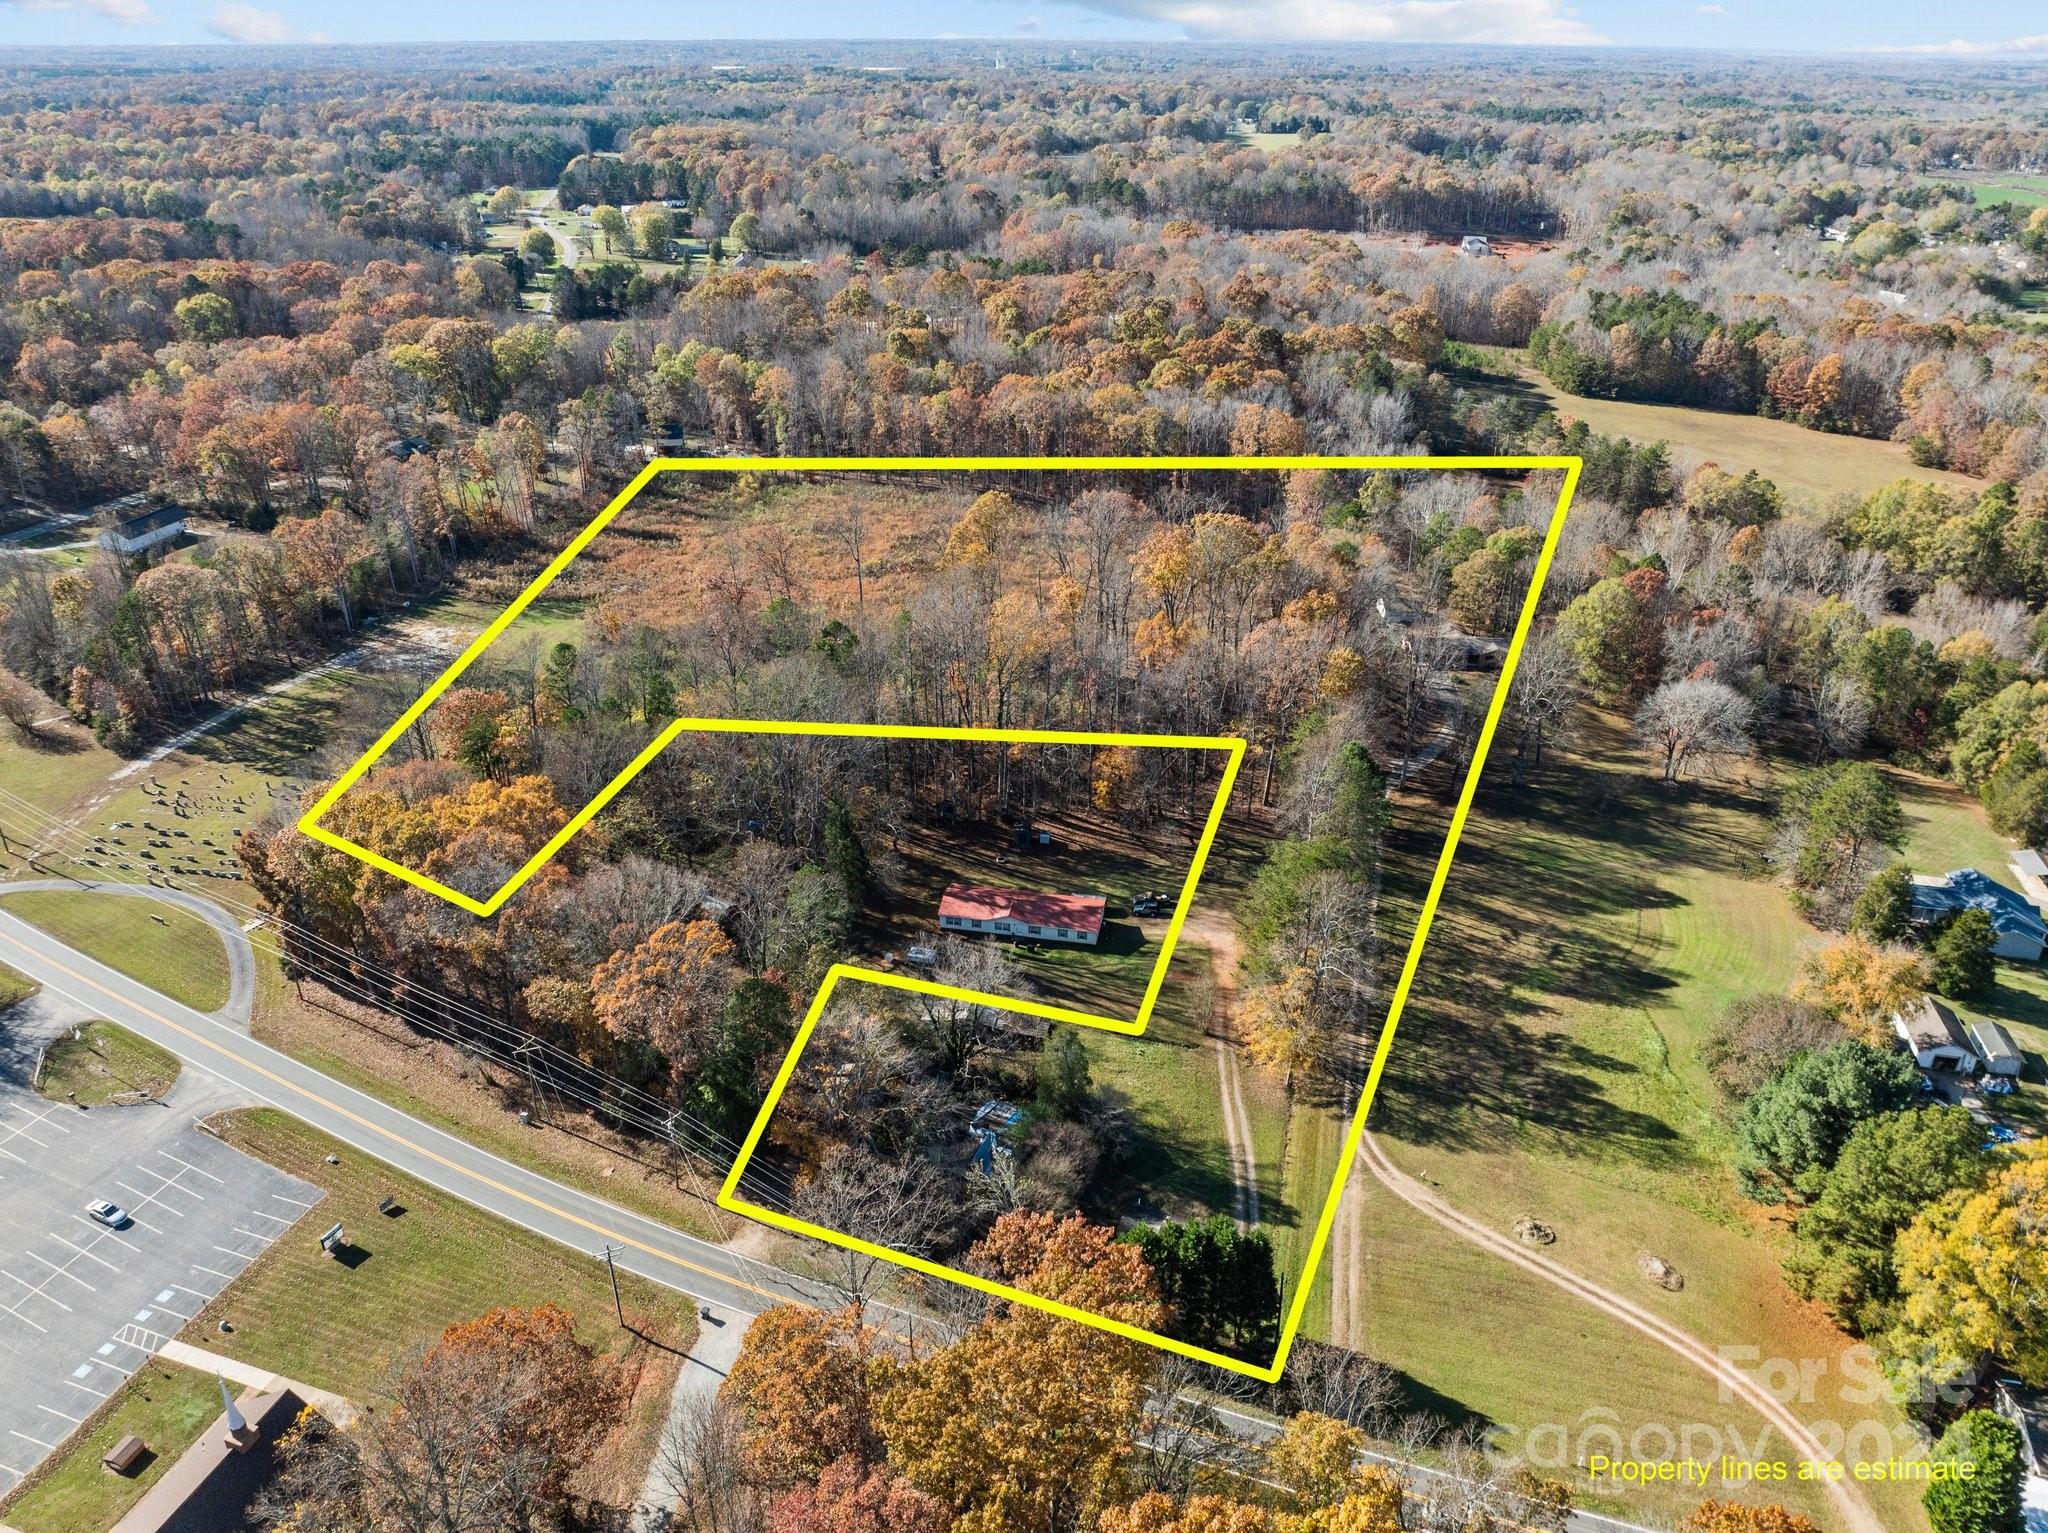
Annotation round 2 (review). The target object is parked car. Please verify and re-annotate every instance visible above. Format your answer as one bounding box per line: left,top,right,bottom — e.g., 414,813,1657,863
905,943,939,968
86,1198,130,1229
1131,891,1168,916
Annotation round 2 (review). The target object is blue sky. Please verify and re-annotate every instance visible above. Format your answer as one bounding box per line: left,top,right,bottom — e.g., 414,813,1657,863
0,0,2043,56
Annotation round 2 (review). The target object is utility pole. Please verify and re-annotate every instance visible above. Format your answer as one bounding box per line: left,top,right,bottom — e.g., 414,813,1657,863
600,1245,623,1327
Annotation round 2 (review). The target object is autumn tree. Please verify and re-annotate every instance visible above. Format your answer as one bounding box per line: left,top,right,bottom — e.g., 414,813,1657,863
262,1303,624,1533
1895,1143,2048,1387
1678,1502,1821,1533
590,917,739,1079
1791,935,1927,1038
876,1212,1163,1533
721,1305,882,1491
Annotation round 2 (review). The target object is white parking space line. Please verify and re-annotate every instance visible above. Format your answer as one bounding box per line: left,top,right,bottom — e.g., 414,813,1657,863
248,1209,295,1225
271,1191,318,1207
210,1245,253,1263
191,1263,235,1281
230,1227,273,1242
50,1235,120,1272
34,1404,79,1425
114,1180,184,1217
165,1282,211,1300
7,1430,57,1452
0,1299,48,1332
72,1215,141,1252
155,1150,224,1183
23,1252,94,1291
0,1270,72,1314
61,1378,109,1400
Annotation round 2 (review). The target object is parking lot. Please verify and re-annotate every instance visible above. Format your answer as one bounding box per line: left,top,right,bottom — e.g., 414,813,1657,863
0,1079,323,1492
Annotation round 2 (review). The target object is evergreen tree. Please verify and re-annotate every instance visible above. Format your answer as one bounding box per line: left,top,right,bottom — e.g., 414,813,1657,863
1931,910,1995,1001
823,795,873,906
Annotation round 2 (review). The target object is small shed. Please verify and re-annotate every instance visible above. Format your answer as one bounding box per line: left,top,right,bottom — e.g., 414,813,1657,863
99,506,187,556
1892,995,1980,1072
1972,1020,2026,1078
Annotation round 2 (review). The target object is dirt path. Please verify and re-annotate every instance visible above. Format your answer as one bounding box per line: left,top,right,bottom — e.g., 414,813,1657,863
1357,1137,1880,1532
1178,907,1260,1229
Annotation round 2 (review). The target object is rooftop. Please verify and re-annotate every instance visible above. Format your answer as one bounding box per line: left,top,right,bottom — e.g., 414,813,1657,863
938,884,1106,936
1894,994,1970,1055
1911,869,2048,942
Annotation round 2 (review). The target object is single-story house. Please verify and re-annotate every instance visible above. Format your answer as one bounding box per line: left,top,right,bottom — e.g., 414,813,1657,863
1459,234,1493,256
937,884,1106,946
98,505,187,556
1892,994,1980,1073
1911,868,2048,962
1974,1020,2027,1078
2014,849,2048,910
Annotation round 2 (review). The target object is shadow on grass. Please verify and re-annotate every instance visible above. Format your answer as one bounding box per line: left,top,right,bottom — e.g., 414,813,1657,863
1370,733,1761,1170
10,724,90,756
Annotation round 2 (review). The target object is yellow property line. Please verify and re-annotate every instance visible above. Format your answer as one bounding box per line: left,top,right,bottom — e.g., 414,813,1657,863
299,455,1583,1381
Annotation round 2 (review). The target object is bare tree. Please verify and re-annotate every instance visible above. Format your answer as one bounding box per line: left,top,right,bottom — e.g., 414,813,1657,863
1814,671,1871,761
792,1145,960,1313
1132,1355,1260,1497
651,1394,766,1533
1502,628,1578,782
1285,1339,1403,1434
1632,677,1756,783
0,670,44,740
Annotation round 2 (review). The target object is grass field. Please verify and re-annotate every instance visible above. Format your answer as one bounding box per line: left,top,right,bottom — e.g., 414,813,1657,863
1957,174,2048,210
0,1361,222,1533
1359,714,1932,1532
35,1020,180,1106
1351,1177,1840,1527
0,957,37,1009
1464,346,1983,503
0,891,231,1012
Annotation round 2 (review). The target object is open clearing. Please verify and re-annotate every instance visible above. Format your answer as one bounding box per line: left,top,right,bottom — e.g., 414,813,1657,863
0,891,231,1013
1360,713,1930,1532
1465,346,1984,502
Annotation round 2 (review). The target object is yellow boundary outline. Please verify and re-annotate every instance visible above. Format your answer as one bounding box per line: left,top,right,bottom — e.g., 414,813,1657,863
298,454,1582,1382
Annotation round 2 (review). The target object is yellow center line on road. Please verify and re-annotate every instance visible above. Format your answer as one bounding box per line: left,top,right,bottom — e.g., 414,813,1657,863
0,924,792,1310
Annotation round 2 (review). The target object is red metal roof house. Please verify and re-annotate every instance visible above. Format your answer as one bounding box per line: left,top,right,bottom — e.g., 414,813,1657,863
938,884,1106,946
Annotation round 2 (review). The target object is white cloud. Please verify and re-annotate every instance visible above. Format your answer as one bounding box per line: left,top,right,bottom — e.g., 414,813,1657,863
1060,0,1604,44
1697,4,1729,15
206,3,329,43
1,0,155,24
1867,33,2048,55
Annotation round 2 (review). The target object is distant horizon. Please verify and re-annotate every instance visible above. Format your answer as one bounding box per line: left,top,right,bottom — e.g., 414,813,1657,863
2,0,2046,61
1,32,2046,63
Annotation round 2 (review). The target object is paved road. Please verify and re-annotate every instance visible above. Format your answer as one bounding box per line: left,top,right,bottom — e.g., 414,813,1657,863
0,910,817,1325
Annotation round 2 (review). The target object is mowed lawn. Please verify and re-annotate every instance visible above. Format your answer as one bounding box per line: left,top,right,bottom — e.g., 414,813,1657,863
1350,1177,1840,1528
0,1361,221,1533
1465,347,1983,503
190,1109,697,1397
0,891,231,1012
1359,714,1931,1533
